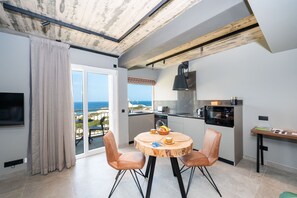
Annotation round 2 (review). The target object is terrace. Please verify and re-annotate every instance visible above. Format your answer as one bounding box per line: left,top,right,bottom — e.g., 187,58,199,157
75,110,109,155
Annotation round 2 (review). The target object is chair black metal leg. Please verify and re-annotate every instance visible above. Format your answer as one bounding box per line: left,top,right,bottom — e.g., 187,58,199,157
75,136,83,146
135,169,146,178
186,167,196,196
198,166,205,176
201,167,222,197
180,165,190,174
108,170,126,198
88,130,93,144
130,170,144,198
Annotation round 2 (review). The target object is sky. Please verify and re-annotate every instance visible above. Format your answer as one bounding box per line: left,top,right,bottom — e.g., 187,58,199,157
128,84,152,101
72,71,108,102
72,71,152,102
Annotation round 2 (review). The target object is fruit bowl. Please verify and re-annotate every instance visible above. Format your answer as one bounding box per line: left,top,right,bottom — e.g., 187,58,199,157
157,130,170,135
157,125,171,135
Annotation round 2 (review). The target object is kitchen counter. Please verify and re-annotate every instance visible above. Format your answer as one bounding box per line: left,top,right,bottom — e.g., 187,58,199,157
128,111,154,116
168,113,204,120
128,111,204,120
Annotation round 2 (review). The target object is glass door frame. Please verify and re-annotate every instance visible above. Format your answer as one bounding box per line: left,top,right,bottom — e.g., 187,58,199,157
72,64,118,159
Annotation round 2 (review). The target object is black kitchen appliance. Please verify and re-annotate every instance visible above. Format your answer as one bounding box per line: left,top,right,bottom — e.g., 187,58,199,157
196,107,204,117
154,114,168,127
204,106,234,127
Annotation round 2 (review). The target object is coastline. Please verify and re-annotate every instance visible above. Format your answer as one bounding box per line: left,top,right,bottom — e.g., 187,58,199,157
74,101,152,115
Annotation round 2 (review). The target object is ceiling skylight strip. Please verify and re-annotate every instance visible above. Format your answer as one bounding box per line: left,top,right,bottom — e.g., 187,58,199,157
3,1,170,43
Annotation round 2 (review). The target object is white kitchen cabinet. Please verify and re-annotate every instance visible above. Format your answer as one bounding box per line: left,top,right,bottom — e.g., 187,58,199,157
205,124,235,163
128,114,154,143
183,117,205,149
204,106,243,165
168,116,184,132
168,116,205,149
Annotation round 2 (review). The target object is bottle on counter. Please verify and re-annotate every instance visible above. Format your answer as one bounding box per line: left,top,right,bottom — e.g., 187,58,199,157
230,97,238,105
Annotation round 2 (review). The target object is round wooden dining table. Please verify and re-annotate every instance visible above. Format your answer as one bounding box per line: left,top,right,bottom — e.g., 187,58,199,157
134,132,193,198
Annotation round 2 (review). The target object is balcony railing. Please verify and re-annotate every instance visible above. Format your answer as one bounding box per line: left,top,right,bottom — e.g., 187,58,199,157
75,110,109,154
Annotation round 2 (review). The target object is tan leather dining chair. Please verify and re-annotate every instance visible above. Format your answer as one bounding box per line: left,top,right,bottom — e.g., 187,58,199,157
180,128,222,197
103,131,146,198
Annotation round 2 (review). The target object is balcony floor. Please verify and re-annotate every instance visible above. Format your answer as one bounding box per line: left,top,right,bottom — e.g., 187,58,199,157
75,136,105,155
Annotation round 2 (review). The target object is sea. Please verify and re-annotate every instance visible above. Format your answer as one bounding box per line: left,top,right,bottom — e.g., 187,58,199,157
74,101,152,114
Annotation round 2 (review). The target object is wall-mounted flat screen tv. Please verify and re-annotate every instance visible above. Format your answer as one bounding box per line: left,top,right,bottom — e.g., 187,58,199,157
0,93,24,126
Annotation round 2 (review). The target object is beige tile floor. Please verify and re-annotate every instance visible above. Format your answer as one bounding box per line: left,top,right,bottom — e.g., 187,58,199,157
0,146,296,198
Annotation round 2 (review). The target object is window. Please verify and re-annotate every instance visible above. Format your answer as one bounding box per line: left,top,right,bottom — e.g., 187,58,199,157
128,84,153,112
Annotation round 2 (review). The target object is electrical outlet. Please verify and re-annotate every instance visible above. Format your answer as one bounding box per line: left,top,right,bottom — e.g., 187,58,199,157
4,159,24,168
259,116,268,121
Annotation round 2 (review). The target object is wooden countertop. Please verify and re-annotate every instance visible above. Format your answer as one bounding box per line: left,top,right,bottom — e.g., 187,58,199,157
251,127,297,140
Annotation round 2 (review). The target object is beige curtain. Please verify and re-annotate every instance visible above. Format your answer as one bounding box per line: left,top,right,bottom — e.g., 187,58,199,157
29,37,75,175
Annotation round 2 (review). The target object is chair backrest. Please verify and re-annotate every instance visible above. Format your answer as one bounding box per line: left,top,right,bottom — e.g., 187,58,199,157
99,116,106,124
201,128,222,165
103,131,121,168
100,116,106,130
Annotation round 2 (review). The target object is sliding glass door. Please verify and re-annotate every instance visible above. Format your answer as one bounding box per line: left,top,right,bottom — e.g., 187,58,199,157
72,70,84,155
87,73,109,151
72,65,116,157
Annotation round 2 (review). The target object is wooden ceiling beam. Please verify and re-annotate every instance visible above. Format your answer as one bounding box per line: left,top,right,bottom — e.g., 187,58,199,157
151,26,264,68
146,22,259,67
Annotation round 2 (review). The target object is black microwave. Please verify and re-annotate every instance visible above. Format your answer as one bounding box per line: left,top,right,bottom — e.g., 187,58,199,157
204,106,234,127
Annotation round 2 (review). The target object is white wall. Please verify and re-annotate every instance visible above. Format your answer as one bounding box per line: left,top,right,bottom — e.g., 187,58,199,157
191,40,297,170
154,65,178,101
127,68,159,81
0,32,30,176
70,48,117,69
117,68,129,147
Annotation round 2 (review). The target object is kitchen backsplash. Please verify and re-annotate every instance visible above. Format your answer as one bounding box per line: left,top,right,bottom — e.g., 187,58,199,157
154,71,243,114
154,99,243,114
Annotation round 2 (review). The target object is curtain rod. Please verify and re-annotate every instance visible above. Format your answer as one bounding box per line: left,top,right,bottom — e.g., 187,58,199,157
0,28,119,58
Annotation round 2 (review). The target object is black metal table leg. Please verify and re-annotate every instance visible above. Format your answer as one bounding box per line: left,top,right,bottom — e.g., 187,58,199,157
171,158,177,177
256,134,260,173
260,134,264,165
145,156,156,198
145,156,153,178
170,158,187,198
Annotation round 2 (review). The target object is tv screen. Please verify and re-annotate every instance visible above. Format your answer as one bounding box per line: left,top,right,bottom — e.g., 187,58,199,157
0,93,24,126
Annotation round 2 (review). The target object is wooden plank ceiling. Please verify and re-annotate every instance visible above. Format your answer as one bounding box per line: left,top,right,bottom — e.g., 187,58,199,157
0,1,265,69
142,15,264,69
0,0,201,56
